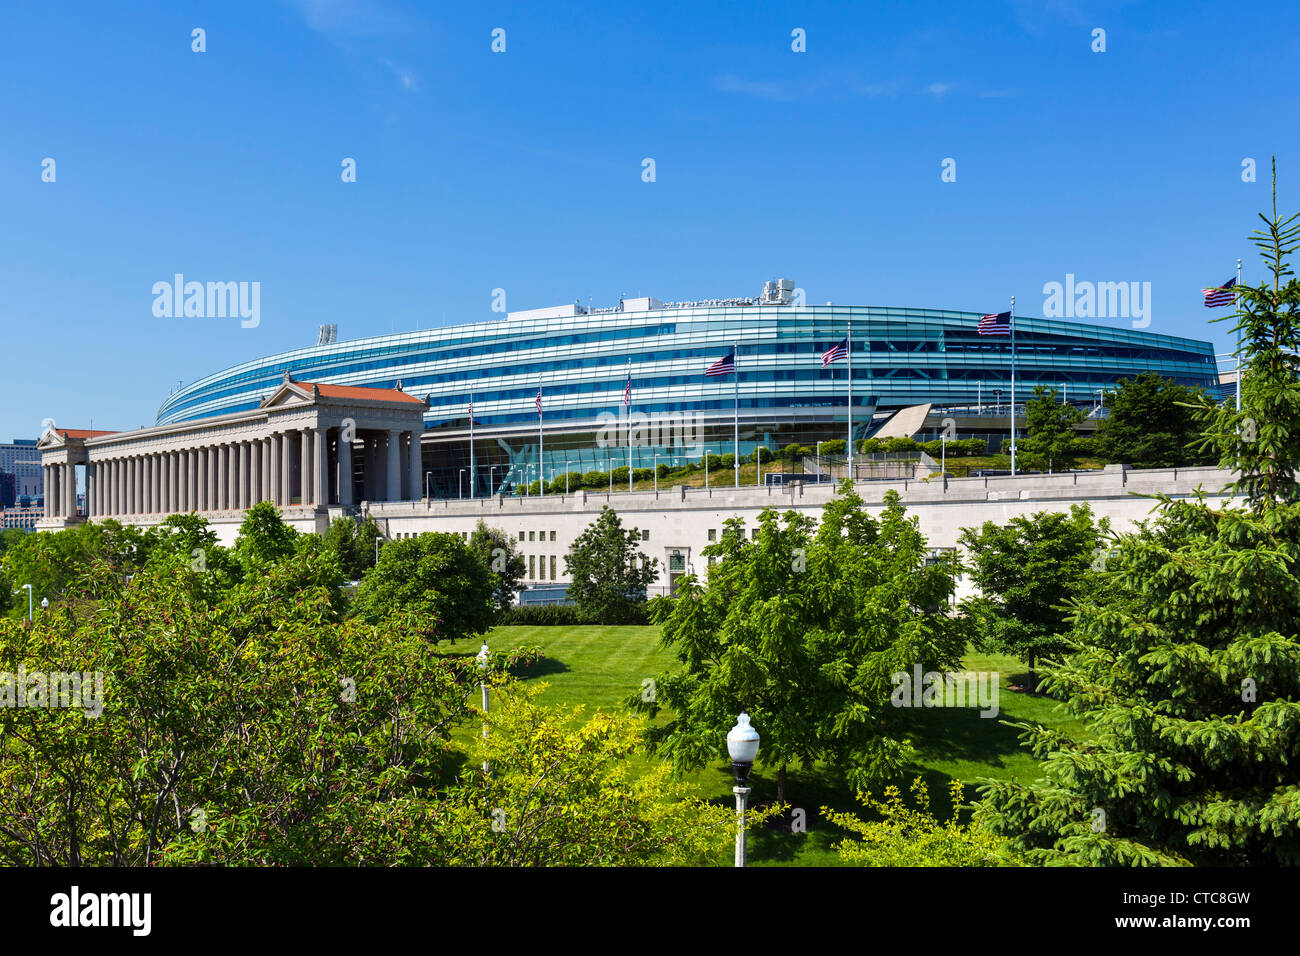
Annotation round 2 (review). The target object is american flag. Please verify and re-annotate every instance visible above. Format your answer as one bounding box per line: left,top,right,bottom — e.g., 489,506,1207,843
467,398,473,417
706,349,736,377
1202,277,1236,308
821,337,848,367
536,384,542,415
978,311,1012,335
624,366,631,407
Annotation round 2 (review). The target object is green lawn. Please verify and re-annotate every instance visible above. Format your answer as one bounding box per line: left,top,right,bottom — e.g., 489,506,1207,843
446,625,1079,866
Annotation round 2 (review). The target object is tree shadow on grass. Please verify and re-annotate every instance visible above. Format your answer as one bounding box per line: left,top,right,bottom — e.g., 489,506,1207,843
897,700,1031,769
512,656,571,680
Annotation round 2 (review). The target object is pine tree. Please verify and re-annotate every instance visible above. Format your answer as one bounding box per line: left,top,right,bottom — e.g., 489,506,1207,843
977,162,1300,866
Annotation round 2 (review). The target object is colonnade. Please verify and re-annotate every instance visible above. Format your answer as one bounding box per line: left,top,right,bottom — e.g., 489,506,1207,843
44,427,423,520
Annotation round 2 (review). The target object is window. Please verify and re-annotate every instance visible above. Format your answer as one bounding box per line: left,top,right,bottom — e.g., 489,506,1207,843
549,530,556,542
518,530,525,542
641,529,650,541
529,531,535,542
549,555,556,578
707,528,716,541
708,556,716,567
669,552,685,572
529,554,535,578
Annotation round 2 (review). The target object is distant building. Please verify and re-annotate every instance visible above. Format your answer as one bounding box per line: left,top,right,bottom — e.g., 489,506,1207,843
0,439,43,500
0,505,41,531
0,470,15,509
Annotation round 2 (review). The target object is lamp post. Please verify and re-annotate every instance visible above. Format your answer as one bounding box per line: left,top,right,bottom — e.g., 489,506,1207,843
941,433,947,475
477,642,490,773
424,470,432,501
15,584,32,622
489,464,501,496
653,453,659,494
608,458,614,495
704,451,710,491
757,447,765,489
727,712,760,868
374,538,381,566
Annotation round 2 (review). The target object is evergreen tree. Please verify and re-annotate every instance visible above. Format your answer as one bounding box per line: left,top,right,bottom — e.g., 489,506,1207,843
1096,372,1214,468
1019,386,1085,472
563,507,658,625
978,163,1300,865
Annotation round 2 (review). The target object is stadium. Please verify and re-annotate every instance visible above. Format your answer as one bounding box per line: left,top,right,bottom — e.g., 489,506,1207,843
155,281,1219,497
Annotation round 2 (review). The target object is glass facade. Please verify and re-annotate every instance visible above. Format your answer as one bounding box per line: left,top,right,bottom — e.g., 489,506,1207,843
156,303,1217,496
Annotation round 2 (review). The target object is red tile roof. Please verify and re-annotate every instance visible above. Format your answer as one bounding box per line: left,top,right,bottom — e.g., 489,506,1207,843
291,379,425,404
55,428,117,439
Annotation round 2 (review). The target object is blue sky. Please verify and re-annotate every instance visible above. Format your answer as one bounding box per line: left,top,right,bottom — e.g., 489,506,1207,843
2,0,1296,440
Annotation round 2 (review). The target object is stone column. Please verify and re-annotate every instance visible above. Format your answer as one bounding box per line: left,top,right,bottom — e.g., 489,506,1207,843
281,432,294,505
312,427,328,506
409,432,423,501
338,431,353,507
124,459,134,515
42,466,51,518
235,442,247,510
250,441,262,504
385,430,401,502
299,429,312,507
176,453,186,513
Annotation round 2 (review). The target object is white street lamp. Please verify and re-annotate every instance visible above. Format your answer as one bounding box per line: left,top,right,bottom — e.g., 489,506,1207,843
704,451,710,491
40,597,49,613
477,642,491,773
489,464,501,496
726,712,760,868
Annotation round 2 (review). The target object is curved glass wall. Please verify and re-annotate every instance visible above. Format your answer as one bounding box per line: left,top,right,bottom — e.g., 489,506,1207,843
156,304,1218,496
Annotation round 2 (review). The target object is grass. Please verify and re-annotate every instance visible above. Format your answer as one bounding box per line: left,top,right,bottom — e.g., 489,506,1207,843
447,625,1081,866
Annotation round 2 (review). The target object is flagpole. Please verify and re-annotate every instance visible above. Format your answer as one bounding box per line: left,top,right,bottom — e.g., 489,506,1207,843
1009,297,1017,476
627,357,633,492
847,323,853,482
1235,257,1242,413
733,341,739,489
538,378,544,497
469,390,475,499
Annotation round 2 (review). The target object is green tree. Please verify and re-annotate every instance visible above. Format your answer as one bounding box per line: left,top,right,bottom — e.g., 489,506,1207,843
563,507,658,625
233,500,298,566
0,547,471,865
0,520,154,618
958,505,1108,692
635,484,967,802
978,165,1300,865
1019,386,1086,472
434,683,765,865
825,778,1016,866
468,519,526,613
353,532,497,643
322,514,383,579
1097,372,1214,468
